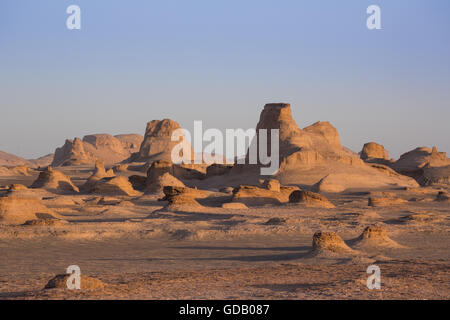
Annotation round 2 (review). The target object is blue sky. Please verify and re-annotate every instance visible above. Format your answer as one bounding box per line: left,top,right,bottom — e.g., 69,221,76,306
1,0,449,159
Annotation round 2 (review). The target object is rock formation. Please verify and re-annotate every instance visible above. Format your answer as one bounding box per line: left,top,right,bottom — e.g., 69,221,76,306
263,179,281,192
390,147,450,186
30,167,79,194
349,225,402,248
231,184,299,206
145,160,197,193
236,103,419,192
360,142,390,163
393,147,449,174
418,165,450,186
81,160,115,192
146,160,205,186
52,134,144,166
147,172,185,194
130,119,193,163
160,186,202,208
288,190,335,208
314,171,416,193
310,232,355,255
90,176,141,197
52,138,93,166
45,274,105,290
0,196,62,225
251,104,350,163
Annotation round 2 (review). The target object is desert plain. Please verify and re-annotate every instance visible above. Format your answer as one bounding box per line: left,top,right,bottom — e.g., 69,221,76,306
0,103,448,299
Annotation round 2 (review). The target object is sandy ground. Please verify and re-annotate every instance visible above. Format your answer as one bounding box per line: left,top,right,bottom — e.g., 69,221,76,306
0,170,449,300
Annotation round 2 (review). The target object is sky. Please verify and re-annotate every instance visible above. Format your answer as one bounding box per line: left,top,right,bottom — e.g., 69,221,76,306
0,0,449,159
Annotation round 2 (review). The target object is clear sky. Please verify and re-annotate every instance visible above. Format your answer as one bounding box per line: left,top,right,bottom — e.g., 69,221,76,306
1,0,449,159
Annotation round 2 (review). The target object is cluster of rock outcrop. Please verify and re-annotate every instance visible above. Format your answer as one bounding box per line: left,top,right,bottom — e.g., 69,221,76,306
359,143,450,186
234,103,419,192
51,133,143,166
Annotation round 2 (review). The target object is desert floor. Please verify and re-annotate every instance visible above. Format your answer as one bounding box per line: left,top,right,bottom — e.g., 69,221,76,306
0,168,449,300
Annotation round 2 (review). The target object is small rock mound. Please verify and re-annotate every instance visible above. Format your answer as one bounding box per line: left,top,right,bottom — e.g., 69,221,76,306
93,160,115,178
147,172,185,194
90,176,141,197
350,225,403,248
221,202,248,210
232,184,298,206
289,190,335,208
0,196,62,225
310,232,355,255
30,167,79,194
232,185,281,206
45,274,105,290
368,197,406,207
160,186,202,209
